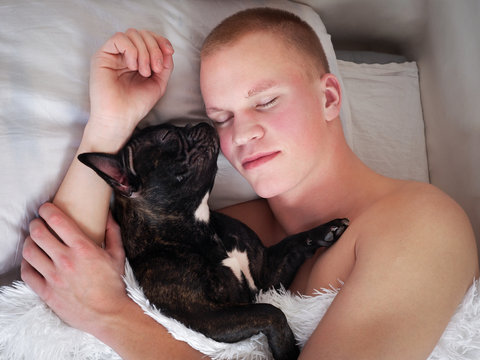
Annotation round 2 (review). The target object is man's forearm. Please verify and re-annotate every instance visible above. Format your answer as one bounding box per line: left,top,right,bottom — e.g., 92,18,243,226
94,299,205,360
53,119,131,246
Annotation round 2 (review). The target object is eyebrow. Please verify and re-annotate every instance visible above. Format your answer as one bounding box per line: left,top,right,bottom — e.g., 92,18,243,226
246,80,278,98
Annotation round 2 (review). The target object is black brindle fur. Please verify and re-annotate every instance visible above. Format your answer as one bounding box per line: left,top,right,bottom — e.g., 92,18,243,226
78,123,348,360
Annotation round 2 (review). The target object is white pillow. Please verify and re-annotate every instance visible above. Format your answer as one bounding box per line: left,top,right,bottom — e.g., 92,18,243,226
0,0,347,278
337,60,429,182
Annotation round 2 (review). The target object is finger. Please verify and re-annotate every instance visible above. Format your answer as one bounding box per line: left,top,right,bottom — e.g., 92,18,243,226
125,28,151,77
22,234,56,279
28,215,67,261
21,259,48,300
101,32,138,71
142,31,174,73
37,202,88,249
138,30,164,74
148,33,174,90
152,32,174,70
105,212,125,267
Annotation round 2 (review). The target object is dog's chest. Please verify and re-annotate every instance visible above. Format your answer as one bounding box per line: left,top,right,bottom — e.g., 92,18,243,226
221,248,257,291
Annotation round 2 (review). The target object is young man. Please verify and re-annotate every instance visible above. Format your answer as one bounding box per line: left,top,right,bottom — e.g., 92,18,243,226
21,8,478,360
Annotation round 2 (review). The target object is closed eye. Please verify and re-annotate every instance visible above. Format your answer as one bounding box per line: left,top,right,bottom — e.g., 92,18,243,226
257,97,278,110
210,114,233,128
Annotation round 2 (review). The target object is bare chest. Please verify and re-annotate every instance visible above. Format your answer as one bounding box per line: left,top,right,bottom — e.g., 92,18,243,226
288,229,357,295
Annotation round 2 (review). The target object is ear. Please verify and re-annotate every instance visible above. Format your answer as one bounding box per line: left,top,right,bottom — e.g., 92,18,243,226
321,73,342,121
78,153,136,197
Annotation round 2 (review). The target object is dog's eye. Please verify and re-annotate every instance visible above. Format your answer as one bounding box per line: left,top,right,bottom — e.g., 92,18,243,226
174,168,189,183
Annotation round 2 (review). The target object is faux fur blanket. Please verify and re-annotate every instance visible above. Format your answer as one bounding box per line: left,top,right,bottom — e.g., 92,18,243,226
0,261,479,360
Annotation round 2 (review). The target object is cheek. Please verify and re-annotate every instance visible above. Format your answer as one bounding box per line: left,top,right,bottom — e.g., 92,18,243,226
271,109,297,133
272,102,314,139
218,131,234,162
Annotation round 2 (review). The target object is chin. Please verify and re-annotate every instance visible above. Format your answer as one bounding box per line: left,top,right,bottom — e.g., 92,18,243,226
250,179,287,199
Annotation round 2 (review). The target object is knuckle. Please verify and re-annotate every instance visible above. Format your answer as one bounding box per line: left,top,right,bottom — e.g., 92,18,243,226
56,252,75,273
29,219,45,239
38,202,54,217
38,203,64,228
49,272,65,289
74,241,93,257
47,212,64,228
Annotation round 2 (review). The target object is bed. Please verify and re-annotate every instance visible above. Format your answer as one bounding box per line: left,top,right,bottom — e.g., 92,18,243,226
0,0,479,359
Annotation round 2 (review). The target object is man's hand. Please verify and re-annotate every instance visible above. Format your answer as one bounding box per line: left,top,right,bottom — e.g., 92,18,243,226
88,29,174,141
21,203,128,335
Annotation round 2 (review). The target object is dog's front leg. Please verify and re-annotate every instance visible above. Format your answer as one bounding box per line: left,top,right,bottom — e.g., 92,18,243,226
259,218,349,290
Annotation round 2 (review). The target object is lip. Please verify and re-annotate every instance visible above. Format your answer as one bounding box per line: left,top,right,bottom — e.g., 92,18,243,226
242,151,280,170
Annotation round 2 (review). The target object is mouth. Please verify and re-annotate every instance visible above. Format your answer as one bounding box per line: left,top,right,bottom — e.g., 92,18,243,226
242,151,280,170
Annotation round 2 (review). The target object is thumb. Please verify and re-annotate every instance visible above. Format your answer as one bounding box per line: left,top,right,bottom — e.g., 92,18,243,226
105,212,125,269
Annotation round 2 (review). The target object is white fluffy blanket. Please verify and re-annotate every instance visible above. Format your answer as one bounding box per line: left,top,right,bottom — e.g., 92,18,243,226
0,262,479,360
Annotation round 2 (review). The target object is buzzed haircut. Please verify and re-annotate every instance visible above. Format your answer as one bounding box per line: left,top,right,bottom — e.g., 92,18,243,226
201,7,330,75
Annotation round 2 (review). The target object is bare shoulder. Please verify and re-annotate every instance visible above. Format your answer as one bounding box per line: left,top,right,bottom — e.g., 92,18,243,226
355,181,479,294
359,181,478,277
302,182,479,359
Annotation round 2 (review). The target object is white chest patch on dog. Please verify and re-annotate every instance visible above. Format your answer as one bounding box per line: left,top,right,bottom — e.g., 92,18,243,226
194,192,210,223
222,249,257,291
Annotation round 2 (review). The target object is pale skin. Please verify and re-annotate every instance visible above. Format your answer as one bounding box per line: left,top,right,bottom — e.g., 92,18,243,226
21,28,479,360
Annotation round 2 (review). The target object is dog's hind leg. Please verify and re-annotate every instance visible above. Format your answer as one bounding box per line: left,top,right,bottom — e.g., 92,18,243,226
177,303,299,360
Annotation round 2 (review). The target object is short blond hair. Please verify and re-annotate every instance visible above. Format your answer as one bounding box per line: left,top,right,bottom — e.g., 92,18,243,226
201,7,330,75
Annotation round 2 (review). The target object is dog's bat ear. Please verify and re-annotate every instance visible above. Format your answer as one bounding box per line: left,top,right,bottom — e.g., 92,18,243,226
78,153,136,197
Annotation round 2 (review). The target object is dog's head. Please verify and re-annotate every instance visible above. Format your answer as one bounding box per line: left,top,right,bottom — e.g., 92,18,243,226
78,123,219,220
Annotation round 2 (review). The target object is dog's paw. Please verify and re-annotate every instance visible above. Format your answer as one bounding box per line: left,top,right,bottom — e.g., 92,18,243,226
308,218,349,247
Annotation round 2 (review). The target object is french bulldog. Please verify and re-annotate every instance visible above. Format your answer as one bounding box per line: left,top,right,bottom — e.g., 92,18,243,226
78,122,348,360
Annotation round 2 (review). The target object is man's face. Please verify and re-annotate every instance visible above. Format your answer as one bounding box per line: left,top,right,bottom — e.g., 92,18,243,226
200,32,329,199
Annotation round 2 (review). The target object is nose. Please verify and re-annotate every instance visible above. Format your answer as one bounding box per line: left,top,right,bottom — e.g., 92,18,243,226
232,113,264,146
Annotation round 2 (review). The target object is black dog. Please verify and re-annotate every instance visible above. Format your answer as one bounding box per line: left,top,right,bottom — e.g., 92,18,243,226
78,123,348,360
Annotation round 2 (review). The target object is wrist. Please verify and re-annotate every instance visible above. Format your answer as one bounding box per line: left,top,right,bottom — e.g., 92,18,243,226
80,116,134,153
91,298,167,360
90,296,134,342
